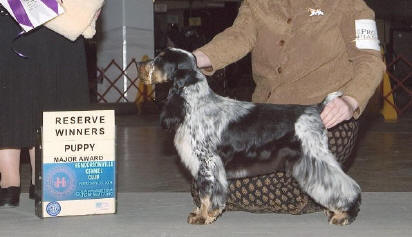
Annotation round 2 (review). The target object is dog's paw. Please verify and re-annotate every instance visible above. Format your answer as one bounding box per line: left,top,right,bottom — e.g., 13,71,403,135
187,212,200,224
329,212,350,226
324,209,334,222
187,212,216,225
208,208,223,219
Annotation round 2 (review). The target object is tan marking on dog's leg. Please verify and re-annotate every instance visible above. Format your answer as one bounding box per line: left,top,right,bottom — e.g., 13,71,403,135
199,196,216,224
200,196,210,216
187,196,216,225
329,211,350,226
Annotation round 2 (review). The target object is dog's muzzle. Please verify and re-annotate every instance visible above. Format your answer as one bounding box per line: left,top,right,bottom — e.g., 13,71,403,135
138,60,169,85
138,60,155,85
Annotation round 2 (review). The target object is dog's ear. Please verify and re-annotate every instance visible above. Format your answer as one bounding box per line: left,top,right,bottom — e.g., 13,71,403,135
162,62,179,81
172,69,199,89
160,114,182,131
160,92,185,131
177,55,198,71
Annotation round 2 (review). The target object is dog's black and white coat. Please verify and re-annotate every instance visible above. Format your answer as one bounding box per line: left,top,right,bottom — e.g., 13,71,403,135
140,48,361,225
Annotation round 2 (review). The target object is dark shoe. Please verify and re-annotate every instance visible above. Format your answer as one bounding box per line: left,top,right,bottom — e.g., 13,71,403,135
29,184,35,200
0,186,21,207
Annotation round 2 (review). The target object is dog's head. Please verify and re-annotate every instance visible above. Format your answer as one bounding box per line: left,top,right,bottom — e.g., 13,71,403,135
138,48,198,85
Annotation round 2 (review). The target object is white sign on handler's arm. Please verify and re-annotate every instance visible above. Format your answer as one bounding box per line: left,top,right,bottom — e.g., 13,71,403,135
0,0,63,31
35,110,116,218
355,19,380,51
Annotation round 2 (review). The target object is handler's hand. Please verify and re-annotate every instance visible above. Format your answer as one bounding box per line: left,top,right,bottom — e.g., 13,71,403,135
193,50,212,69
320,96,359,129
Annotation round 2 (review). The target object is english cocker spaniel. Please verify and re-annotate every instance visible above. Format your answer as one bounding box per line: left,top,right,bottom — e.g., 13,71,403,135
138,48,361,226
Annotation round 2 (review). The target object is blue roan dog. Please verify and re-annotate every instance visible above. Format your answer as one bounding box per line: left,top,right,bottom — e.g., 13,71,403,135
138,48,361,226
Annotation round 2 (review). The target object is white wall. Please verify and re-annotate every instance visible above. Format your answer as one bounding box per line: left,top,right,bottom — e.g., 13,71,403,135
97,0,154,103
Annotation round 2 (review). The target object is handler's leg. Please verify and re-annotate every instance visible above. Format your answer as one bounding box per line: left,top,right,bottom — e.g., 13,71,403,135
0,148,21,207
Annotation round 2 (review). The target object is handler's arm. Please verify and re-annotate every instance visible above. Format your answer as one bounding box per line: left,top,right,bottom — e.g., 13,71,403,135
340,0,386,119
195,0,257,75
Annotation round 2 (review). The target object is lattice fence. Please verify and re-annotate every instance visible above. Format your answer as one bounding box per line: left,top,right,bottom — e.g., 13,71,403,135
384,55,412,116
96,58,151,103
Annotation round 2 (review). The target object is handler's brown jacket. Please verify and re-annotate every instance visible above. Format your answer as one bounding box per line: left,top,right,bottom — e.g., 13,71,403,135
198,0,386,118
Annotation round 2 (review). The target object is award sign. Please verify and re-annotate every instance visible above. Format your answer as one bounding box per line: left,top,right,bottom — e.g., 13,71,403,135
35,110,116,218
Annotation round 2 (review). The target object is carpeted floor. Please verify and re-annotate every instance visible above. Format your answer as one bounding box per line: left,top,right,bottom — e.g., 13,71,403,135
1,192,411,237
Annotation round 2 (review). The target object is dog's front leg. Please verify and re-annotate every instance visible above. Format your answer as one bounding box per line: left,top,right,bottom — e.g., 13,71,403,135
188,158,227,225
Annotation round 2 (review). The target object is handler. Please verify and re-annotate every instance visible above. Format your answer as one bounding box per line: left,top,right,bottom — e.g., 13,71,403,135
0,0,103,208
192,0,385,213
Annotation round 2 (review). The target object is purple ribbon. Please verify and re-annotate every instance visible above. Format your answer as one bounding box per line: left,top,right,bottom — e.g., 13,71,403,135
6,0,59,28
40,0,59,14
7,0,33,27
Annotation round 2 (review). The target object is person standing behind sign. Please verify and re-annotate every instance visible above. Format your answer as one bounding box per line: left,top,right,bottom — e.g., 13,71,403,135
0,0,104,208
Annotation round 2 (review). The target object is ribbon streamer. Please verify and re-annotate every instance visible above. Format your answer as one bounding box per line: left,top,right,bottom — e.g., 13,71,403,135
12,31,29,59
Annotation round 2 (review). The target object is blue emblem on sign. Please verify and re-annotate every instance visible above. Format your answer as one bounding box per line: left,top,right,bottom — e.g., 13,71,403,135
44,166,76,200
46,201,61,216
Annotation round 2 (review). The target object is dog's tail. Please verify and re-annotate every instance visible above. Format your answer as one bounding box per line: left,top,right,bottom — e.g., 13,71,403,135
319,91,343,111
293,112,361,224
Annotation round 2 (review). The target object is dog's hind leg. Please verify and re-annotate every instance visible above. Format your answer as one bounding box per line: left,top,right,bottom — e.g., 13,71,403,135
293,148,361,225
188,157,227,225
293,113,361,225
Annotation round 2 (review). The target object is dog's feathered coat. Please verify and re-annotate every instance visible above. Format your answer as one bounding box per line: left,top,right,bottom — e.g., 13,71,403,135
140,48,361,225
